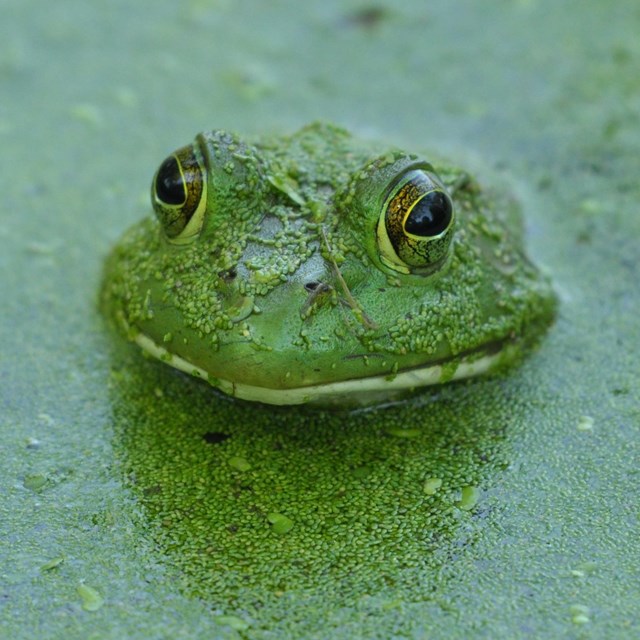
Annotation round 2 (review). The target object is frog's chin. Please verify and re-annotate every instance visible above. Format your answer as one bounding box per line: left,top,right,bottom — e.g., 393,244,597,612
132,331,517,407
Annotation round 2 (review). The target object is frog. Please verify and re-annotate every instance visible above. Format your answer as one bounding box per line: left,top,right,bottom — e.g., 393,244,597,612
101,122,556,406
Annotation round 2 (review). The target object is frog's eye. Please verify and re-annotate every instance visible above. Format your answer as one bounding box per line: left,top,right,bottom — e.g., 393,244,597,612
151,145,207,243
377,168,455,274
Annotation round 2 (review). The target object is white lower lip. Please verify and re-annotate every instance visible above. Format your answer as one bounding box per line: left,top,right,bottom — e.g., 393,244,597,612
133,332,507,406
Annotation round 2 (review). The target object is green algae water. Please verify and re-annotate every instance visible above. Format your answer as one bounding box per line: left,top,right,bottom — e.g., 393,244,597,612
2,1,639,638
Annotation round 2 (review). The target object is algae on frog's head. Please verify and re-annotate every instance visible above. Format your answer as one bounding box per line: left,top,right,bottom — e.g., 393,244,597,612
101,122,555,405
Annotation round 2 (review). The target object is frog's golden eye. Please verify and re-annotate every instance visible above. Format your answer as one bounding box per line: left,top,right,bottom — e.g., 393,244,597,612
151,145,207,243
377,168,455,274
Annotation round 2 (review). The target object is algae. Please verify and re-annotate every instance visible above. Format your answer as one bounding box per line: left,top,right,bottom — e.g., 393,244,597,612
2,0,639,638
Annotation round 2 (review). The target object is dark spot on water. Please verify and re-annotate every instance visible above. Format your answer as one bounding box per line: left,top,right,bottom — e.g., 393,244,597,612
611,387,628,396
575,230,592,244
203,431,231,444
340,5,392,29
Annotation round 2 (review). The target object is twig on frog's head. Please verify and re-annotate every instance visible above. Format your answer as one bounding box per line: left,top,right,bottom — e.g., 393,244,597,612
320,226,378,331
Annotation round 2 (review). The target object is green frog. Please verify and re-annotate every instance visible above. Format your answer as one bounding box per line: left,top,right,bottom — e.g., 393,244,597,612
101,122,555,406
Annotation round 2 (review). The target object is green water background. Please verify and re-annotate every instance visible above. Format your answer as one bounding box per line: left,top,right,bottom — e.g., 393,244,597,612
2,1,639,638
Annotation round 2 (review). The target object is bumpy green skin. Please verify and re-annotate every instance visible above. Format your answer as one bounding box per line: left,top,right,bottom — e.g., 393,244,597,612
102,122,555,400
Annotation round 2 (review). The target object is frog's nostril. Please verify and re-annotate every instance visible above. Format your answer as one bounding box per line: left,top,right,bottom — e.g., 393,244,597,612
220,268,237,282
304,281,321,292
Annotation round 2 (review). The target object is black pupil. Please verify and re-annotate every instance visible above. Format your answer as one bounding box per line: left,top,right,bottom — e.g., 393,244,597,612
155,156,185,205
404,191,452,237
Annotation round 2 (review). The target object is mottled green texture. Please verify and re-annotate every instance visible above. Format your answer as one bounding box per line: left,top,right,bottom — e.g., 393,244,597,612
113,358,514,602
102,123,554,402
2,1,640,639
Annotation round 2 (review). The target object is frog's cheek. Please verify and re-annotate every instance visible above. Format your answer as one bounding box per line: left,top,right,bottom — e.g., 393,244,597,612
377,168,455,276
151,144,208,244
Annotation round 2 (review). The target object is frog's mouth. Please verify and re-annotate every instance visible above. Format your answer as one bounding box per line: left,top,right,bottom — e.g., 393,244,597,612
131,330,517,407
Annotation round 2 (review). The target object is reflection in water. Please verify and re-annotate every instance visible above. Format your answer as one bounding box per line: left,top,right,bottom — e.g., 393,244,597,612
108,340,516,615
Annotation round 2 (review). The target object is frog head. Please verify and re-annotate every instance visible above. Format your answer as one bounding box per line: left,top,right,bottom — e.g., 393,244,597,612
102,123,555,406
